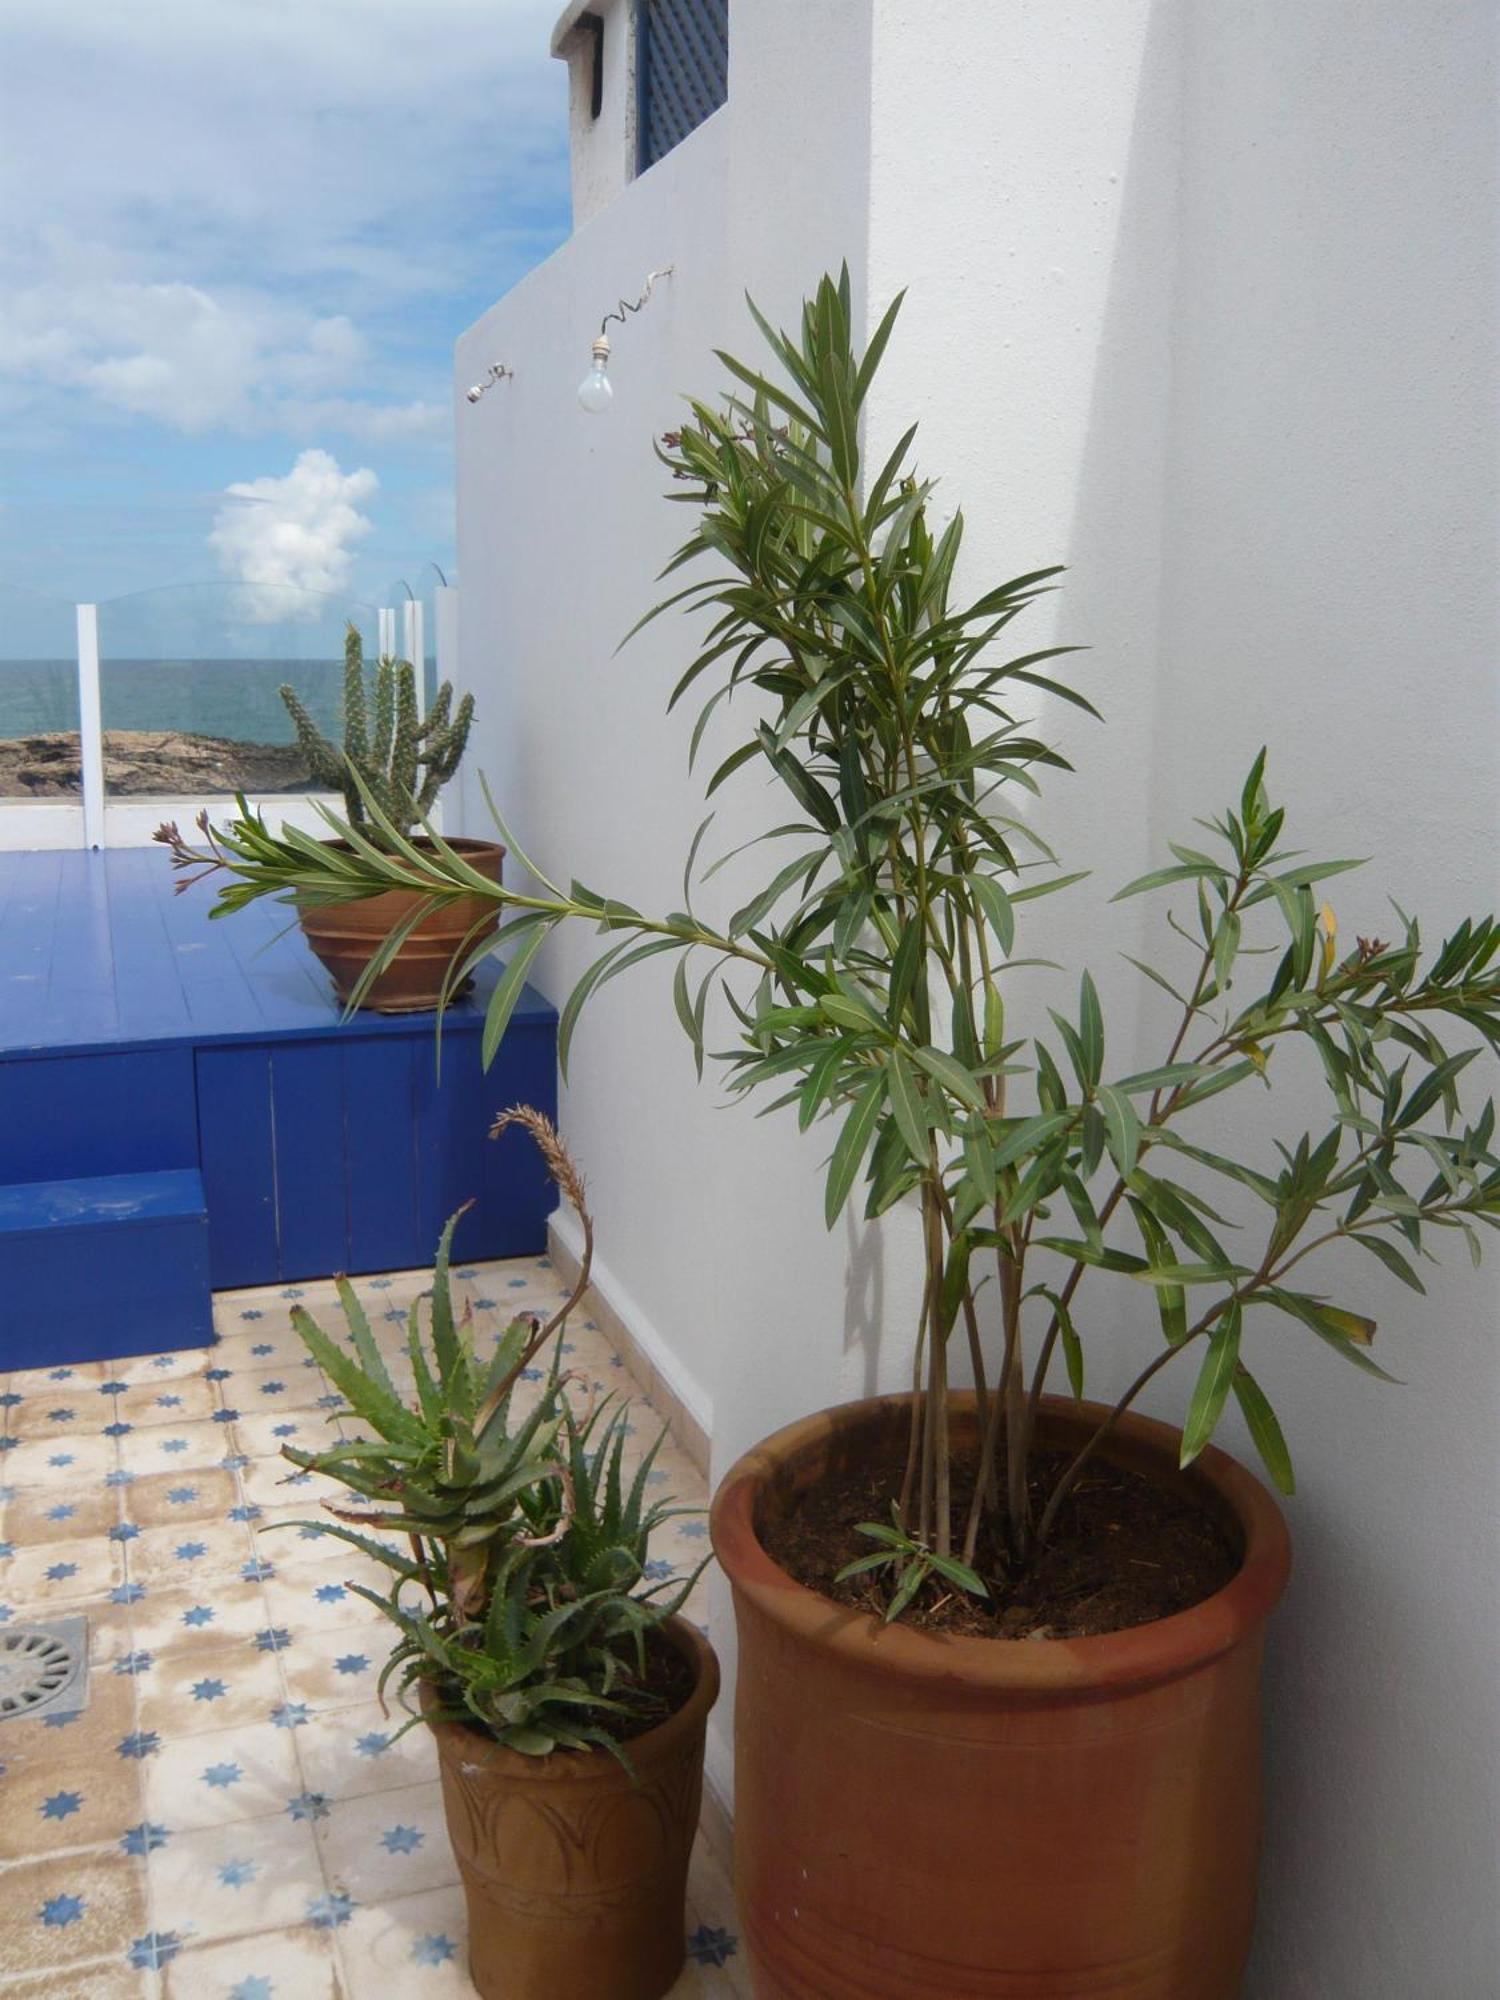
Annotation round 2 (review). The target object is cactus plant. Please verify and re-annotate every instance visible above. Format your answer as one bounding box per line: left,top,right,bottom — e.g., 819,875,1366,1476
280,621,474,836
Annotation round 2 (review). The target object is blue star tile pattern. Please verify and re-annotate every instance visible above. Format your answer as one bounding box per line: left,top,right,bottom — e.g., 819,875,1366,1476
221,1453,251,1471
242,1558,276,1583
191,1678,228,1702
204,1367,232,1382
230,1978,273,2000
269,1702,310,1729
0,1539,12,1557
104,1469,135,1488
114,1651,154,1676
254,1626,292,1653
687,1924,740,1967
110,1581,146,1605
41,1893,84,1927
45,1407,76,1423
286,1791,330,1822
182,1604,215,1627
118,1730,160,1760
0,1391,19,1406
333,1652,369,1677
40,1790,82,1821
108,1523,140,1544
102,1422,133,1439
229,1503,262,1523
412,1933,458,1966
643,1559,675,1581
44,1561,78,1582
154,1393,184,1408
120,1822,170,1856
45,1503,76,1522
174,1541,208,1562
212,1408,240,1423
202,1762,243,1790
307,1890,357,1928
167,1485,199,1505
218,1857,259,1888
260,1381,285,1395
314,1583,346,1604
0,1438,20,1454
380,1824,424,1854
160,1437,188,1454
355,1731,390,1758
241,1309,264,1321
100,1380,129,1396
128,1931,184,1970
680,1519,710,1538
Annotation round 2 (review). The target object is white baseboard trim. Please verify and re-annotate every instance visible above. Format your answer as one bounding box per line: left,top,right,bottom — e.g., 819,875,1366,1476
547,1211,713,1479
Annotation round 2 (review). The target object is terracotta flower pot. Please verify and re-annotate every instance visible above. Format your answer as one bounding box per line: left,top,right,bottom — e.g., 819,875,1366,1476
710,1392,1291,2000
422,1617,720,2000
296,836,504,1014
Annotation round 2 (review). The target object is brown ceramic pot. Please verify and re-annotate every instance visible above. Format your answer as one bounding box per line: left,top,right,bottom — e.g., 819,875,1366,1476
423,1617,720,2000
296,836,503,1013
711,1392,1292,2000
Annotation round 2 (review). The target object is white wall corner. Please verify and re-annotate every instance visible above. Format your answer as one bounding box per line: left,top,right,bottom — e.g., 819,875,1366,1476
552,0,638,230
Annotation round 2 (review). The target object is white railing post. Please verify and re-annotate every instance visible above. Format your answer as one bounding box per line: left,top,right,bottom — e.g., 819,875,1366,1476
378,606,396,659
403,599,426,718
434,585,461,830
75,603,105,850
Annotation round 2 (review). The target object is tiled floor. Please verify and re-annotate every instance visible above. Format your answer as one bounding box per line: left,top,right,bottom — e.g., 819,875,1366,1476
0,1257,747,1998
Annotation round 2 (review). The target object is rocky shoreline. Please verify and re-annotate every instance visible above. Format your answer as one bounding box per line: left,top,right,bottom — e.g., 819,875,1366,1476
0,730,314,798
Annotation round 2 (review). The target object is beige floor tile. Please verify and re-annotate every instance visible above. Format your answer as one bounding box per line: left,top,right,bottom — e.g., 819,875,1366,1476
117,1378,218,1429
0,1534,125,1609
128,1580,274,1658
0,1846,150,1977
276,1626,390,1713
136,1641,288,1741
146,1810,326,1946
230,1365,332,1415
2,1486,120,1547
251,1509,355,1569
315,1780,457,1902
260,1570,394,1642
119,1422,240,1479
231,1409,334,1461
123,1468,242,1532
0,1744,144,1861
238,1458,347,1512
128,1522,256,1593
0,1432,118,1489
6,1387,118,1439
293,1702,436,1801
332,1883,471,1997
3,1360,108,1396
160,1922,343,1998
141,1721,302,1834
108,1346,216,1388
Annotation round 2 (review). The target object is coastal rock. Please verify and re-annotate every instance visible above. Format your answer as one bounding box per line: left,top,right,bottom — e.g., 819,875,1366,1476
0,730,313,798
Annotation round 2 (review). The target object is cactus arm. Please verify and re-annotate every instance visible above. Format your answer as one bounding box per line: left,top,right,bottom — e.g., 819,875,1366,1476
390,659,421,830
278,684,347,793
416,689,474,815
372,654,396,780
342,624,369,767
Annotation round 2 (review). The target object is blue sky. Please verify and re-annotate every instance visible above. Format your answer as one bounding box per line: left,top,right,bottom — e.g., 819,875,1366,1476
0,1,570,623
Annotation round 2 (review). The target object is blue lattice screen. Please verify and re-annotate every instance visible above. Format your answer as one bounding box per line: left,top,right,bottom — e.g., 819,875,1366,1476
637,0,729,170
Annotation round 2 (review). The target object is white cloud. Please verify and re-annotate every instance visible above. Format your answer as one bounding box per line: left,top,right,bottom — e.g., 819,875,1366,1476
209,449,377,615
0,279,370,433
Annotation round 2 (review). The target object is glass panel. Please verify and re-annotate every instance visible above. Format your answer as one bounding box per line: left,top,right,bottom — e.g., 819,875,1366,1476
0,585,80,804
95,582,379,798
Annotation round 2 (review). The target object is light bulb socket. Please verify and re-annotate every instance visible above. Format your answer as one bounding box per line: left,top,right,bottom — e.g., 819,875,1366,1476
591,335,612,364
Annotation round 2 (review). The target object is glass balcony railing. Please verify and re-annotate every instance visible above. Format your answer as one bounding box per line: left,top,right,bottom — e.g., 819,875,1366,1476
0,585,82,807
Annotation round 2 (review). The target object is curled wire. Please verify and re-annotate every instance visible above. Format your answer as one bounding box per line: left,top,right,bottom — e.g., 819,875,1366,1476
599,266,674,336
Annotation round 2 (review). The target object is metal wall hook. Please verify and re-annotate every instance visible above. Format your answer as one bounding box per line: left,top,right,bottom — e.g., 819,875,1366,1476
466,363,515,404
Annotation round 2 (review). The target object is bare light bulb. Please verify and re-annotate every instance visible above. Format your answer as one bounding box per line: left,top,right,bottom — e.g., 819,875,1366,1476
577,335,613,413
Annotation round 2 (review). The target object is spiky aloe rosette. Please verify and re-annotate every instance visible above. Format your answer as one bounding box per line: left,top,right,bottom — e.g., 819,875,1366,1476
280,621,474,837
272,1108,704,1760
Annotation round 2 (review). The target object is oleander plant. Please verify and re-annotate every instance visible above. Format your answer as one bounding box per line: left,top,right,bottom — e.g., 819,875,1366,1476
179,272,1500,1613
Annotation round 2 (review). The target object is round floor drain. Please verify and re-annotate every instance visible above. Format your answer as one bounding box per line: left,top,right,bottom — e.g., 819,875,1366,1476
0,1628,82,1718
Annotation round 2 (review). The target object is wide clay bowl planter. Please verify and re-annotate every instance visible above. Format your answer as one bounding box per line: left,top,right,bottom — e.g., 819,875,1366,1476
423,1616,720,2000
711,1392,1292,2000
296,836,504,1014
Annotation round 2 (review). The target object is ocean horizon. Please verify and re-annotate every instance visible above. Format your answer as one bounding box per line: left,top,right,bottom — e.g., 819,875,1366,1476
0,658,437,744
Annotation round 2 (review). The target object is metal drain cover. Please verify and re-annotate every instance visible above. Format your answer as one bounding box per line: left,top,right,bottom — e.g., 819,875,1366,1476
0,1617,87,1723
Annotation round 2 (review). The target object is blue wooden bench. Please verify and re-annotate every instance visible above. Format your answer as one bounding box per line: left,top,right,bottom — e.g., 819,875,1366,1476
0,849,558,1371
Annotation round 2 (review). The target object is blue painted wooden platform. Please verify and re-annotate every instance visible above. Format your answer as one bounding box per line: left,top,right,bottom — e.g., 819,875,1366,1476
0,848,558,1367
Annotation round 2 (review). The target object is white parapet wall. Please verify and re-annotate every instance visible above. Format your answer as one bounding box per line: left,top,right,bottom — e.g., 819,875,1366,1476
456,3,1499,1987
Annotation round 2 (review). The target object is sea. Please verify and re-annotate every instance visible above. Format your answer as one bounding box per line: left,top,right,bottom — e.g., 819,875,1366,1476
0,660,436,744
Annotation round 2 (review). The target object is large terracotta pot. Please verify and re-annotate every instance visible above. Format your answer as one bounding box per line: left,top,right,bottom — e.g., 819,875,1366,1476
296,835,503,1013
423,1616,720,2000
710,1392,1292,2000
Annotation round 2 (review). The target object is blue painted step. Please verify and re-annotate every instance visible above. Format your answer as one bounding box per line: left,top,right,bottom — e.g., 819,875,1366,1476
0,1169,214,1372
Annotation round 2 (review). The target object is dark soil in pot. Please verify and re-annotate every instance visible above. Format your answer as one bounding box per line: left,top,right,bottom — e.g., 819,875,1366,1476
760,1442,1239,1639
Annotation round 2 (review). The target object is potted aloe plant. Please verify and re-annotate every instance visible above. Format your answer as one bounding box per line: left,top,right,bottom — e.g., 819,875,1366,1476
275,1107,717,2000
157,621,496,1012
165,274,1500,1998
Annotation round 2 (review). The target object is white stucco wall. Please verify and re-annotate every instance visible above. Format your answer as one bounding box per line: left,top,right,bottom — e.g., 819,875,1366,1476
456,2,1498,1986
